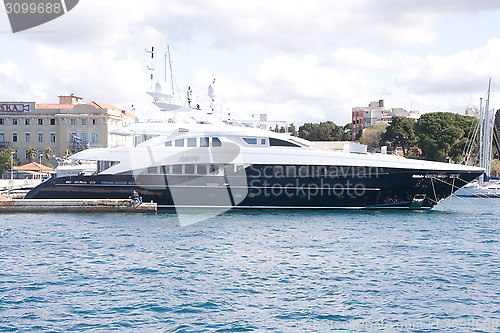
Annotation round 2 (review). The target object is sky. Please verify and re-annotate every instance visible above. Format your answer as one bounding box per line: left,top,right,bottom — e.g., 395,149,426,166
1,0,500,126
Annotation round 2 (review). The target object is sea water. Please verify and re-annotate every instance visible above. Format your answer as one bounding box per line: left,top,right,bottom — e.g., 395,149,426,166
0,197,499,332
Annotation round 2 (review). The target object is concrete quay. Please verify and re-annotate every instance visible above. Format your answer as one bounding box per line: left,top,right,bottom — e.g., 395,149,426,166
0,199,157,213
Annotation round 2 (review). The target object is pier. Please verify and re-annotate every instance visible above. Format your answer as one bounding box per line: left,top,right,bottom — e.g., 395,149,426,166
0,199,157,213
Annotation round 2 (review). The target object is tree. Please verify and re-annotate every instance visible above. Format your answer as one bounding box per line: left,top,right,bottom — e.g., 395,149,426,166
381,116,416,156
26,147,37,163
298,121,351,141
0,148,19,173
44,147,53,161
415,112,476,162
359,122,388,151
288,123,298,136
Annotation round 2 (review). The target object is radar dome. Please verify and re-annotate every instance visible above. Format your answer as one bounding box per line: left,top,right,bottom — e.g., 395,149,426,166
208,84,216,99
155,81,170,93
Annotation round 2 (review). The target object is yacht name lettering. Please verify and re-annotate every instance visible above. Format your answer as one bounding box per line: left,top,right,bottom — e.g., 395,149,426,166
0,103,31,112
179,155,200,162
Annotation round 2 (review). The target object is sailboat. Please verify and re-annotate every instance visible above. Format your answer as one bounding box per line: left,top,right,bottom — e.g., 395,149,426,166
456,79,500,198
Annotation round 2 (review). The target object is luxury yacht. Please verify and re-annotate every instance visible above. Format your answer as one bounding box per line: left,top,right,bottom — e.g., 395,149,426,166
25,82,484,209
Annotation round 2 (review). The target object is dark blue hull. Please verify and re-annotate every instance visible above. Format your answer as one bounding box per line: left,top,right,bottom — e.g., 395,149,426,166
25,165,482,209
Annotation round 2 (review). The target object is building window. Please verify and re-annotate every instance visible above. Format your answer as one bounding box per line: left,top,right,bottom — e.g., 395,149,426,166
91,133,99,143
70,118,76,125
25,132,30,143
38,150,43,158
82,119,87,125
12,132,17,142
25,119,30,125
12,119,18,125
92,119,97,125
0,119,4,125
81,133,87,142
50,119,56,125
38,119,43,125
13,150,18,159
50,132,56,143
38,132,43,143
0,133,4,141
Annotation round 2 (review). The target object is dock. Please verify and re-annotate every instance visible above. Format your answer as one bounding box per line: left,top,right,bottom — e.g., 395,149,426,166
0,199,157,213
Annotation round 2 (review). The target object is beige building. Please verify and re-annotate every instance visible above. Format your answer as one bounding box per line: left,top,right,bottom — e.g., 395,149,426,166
0,95,135,164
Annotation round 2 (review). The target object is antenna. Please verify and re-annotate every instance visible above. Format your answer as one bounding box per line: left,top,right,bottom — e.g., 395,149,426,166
187,86,192,107
145,46,154,89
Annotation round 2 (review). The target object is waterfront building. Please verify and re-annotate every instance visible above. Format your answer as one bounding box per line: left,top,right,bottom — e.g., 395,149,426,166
351,100,420,140
0,95,135,164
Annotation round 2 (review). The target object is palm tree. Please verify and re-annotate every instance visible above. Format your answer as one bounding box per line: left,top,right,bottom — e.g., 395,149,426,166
44,147,53,161
26,147,37,163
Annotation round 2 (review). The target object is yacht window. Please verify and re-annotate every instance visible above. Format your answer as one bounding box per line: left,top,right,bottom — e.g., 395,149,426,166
161,165,171,174
200,137,209,147
210,164,223,174
212,137,221,147
185,164,195,174
187,138,197,147
243,138,258,145
147,166,158,174
196,164,207,175
165,141,172,146
175,139,184,147
172,164,183,174
261,138,266,145
269,138,300,147
98,160,118,173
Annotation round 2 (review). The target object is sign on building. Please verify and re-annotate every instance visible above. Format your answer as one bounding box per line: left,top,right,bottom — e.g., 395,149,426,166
0,102,35,112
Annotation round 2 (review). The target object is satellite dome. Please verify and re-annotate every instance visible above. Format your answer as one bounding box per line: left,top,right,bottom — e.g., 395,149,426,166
155,81,169,93
208,84,216,99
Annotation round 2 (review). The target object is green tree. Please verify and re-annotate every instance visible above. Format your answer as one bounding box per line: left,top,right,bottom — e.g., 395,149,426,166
298,121,350,141
415,112,476,162
0,148,19,173
343,123,353,141
26,147,37,163
359,122,388,151
381,116,416,156
288,123,298,136
44,147,53,161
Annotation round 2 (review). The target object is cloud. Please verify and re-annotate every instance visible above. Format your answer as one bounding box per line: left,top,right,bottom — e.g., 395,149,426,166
34,45,150,107
12,0,500,51
0,61,49,102
397,38,500,94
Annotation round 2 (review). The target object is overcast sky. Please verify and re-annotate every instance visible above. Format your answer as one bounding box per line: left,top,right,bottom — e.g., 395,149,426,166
1,0,500,126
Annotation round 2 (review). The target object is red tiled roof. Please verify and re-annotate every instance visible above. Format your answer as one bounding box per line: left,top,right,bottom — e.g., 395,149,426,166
14,162,54,172
36,101,123,111
87,101,122,111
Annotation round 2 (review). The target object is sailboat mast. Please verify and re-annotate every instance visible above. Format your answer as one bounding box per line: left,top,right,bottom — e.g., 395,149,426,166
484,78,492,179
167,45,175,96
